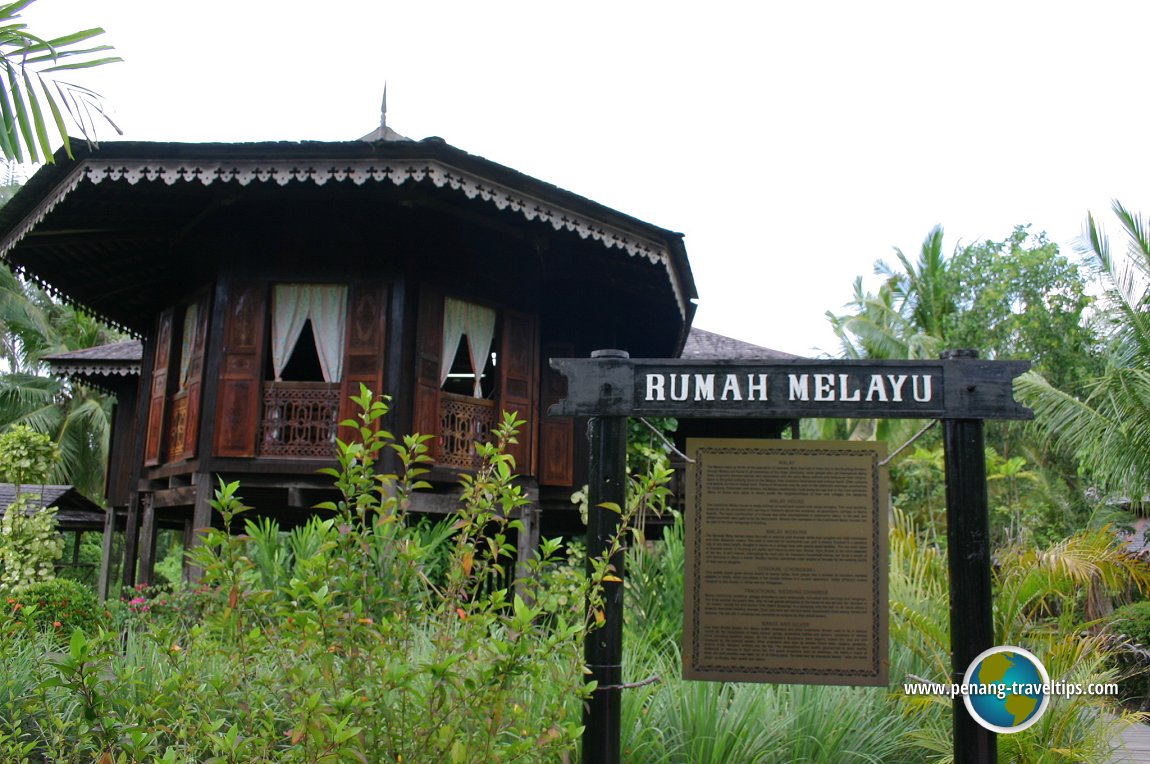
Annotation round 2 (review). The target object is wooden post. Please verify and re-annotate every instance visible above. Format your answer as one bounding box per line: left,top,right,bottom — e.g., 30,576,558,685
121,492,142,588
185,474,214,582
137,494,158,585
582,349,629,764
941,349,996,762
515,503,541,584
97,507,118,603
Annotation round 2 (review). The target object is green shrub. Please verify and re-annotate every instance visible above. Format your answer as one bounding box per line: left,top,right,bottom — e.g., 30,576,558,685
0,426,66,593
1112,600,1150,646
0,388,629,762
1109,600,1150,707
5,577,105,638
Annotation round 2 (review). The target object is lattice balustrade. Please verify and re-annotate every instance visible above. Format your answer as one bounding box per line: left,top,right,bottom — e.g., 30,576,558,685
439,392,497,470
166,393,188,462
259,382,341,458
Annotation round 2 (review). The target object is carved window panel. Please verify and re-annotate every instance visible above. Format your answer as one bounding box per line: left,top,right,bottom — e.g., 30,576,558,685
258,381,342,458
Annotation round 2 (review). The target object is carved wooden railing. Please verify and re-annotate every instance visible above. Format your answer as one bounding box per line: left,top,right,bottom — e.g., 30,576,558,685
438,391,497,470
166,392,189,462
259,382,341,458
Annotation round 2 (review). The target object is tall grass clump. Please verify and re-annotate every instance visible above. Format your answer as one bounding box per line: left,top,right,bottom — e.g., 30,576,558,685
621,514,922,764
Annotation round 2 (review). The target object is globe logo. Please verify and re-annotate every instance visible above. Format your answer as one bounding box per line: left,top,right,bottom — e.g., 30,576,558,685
963,646,1050,733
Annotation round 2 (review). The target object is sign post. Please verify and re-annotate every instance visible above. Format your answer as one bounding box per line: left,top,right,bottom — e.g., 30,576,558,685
941,350,996,761
553,350,1030,764
582,350,629,764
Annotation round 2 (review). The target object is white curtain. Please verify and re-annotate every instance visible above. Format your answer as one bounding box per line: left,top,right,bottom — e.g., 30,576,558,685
308,285,348,384
465,306,496,397
440,297,496,397
272,284,348,383
440,297,469,387
178,302,199,390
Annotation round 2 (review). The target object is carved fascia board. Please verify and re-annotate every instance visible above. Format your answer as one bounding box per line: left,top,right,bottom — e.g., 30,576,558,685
48,363,139,377
1,158,688,319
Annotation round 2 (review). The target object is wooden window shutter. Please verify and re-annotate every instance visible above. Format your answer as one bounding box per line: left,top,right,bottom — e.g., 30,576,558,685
411,287,443,461
539,342,574,486
143,309,175,466
180,296,211,459
498,310,539,476
213,282,267,458
339,282,388,435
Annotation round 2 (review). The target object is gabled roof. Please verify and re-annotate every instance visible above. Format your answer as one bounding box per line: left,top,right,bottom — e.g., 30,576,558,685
0,137,697,341
43,339,142,375
42,339,141,393
680,327,802,360
0,484,105,530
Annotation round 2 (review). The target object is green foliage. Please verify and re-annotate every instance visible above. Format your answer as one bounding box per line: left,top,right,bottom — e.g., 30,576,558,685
891,510,1146,761
1108,600,1150,708
1017,203,1150,500
0,424,64,593
0,494,62,592
0,422,57,485
828,226,952,363
945,226,1098,390
625,512,684,648
3,577,105,639
1112,601,1150,648
0,265,123,498
0,0,122,163
829,223,1105,548
0,387,614,761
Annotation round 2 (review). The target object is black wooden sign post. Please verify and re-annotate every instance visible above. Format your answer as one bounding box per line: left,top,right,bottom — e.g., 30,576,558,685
583,350,628,764
552,350,1031,764
940,351,997,761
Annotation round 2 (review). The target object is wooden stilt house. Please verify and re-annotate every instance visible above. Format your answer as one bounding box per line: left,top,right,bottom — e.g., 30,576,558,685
0,129,697,588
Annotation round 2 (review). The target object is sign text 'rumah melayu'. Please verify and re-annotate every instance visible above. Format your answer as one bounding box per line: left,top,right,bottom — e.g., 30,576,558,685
547,358,1032,420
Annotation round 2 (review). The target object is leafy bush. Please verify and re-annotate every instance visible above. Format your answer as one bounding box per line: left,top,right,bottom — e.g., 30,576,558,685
0,424,60,486
0,496,64,593
1109,600,1150,708
0,388,625,762
4,577,105,639
1112,601,1150,647
0,426,65,593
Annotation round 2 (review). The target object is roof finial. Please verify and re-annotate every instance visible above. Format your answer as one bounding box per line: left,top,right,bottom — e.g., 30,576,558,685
359,83,410,143
380,82,388,132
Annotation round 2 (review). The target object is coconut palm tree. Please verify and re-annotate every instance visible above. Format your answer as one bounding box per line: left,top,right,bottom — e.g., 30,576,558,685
826,225,953,363
1016,201,1150,498
0,267,122,498
880,224,955,343
820,226,954,446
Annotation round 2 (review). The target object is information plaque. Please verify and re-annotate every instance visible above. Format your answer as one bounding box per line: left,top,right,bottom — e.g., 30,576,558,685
683,439,889,686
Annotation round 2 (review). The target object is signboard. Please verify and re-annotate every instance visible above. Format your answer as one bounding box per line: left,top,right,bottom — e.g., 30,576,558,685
683,438,889,685
548,358,1031,420
565,351,1030,763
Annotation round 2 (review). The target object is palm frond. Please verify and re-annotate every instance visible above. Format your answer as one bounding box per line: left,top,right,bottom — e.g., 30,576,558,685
0,1,120,162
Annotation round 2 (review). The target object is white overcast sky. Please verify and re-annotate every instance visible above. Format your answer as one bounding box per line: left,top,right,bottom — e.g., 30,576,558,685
19,0,1150,357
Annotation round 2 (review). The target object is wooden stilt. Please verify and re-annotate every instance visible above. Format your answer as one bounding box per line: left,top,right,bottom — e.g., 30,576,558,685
97,507,118,603
137,494,158,585
185,475,214,582
121,493,142,588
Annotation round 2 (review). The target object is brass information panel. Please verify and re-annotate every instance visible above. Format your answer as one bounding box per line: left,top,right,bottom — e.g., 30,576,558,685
683,439,889,686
